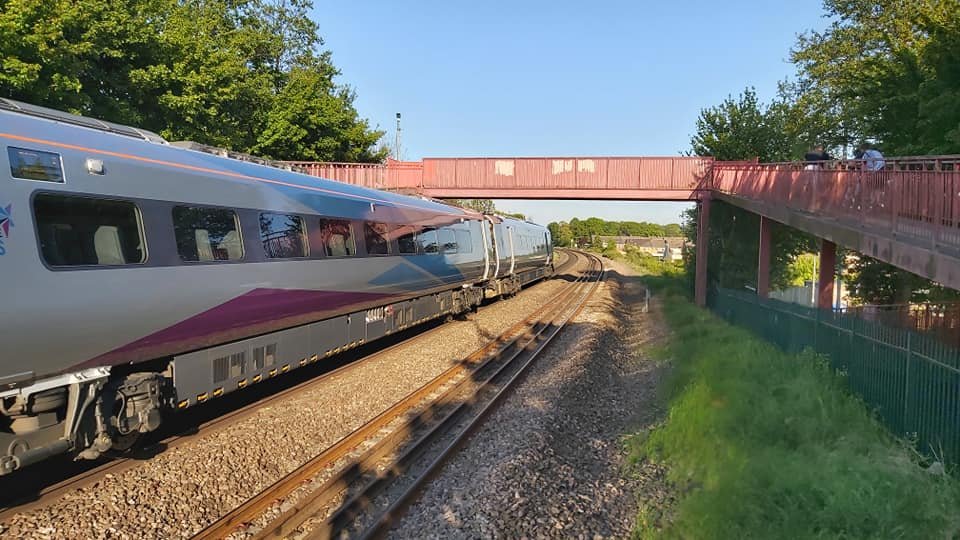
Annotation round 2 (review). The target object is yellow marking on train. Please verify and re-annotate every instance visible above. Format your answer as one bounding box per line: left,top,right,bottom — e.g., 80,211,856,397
299,359,307,366
238,379,248,388
325,350,332,357
252,375,261,383
177,400,189,409
213,388,224,397
197,393,209,403
269,369,278,377
310,354,319,362
281,364,290,372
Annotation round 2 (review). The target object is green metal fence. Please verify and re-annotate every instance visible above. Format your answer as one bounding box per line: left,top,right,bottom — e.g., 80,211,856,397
710,287,960,465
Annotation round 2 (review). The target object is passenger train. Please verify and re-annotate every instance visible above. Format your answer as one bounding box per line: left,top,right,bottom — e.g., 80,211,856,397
0,99,553,475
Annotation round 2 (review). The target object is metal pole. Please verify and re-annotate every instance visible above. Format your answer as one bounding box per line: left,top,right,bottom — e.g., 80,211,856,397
395,112,402,161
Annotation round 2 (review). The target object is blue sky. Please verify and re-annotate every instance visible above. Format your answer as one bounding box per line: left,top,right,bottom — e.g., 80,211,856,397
313,0,829,224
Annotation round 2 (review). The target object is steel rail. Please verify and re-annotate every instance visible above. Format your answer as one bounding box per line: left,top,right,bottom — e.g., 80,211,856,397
192,250,587,539
359,254,603,539
212,251,601,540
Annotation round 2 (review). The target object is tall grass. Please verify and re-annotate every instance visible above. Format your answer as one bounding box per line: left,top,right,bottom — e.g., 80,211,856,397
628,271,960,539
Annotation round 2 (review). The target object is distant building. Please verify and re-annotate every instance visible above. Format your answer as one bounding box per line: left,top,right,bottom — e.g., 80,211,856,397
593,236,686,262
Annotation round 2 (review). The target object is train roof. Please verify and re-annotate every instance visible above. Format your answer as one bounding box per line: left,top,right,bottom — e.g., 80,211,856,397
1,99,474,219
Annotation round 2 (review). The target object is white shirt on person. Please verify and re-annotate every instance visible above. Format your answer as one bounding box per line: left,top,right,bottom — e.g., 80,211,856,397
862,149,885,170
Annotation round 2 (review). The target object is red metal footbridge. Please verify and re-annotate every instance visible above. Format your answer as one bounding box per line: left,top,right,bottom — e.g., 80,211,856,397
288,155,960,308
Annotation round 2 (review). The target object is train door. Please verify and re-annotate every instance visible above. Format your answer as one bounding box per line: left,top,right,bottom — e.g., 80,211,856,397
484,217,500,279
479,220,490,280
507,227,516,275
544,231,553,265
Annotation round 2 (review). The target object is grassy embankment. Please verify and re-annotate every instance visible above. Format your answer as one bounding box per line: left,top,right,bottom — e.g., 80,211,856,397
604,249,960,539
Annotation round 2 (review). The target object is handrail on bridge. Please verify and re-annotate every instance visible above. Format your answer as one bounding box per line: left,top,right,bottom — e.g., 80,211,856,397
287,155,960,258
712,157,960,256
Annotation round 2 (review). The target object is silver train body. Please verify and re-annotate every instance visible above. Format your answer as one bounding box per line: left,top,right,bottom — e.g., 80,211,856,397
0,99,553,475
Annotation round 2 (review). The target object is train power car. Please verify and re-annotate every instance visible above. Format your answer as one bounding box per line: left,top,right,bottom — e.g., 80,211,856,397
0,99,553,475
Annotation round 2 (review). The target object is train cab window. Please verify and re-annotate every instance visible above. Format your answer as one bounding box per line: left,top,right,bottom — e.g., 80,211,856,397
259,213,308,258
9,147,64,183
417,227,439,253
173,206,244,262
34,194,145,266
439,228,457,254
318,218,355,257
364,221,390,255
455,230,472,253
397,226,418,254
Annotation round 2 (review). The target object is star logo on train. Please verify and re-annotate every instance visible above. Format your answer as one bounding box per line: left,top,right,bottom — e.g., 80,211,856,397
0,204,11,238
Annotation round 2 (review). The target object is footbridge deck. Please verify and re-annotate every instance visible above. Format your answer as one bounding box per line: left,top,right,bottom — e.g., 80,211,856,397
289,156,960,298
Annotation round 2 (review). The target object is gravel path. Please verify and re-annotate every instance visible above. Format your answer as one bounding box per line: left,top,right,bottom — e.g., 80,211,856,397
0,264,576,540
392,257,673,539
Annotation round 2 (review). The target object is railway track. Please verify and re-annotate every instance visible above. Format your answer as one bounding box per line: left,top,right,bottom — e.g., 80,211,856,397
193,250,602,539
0,250,575,523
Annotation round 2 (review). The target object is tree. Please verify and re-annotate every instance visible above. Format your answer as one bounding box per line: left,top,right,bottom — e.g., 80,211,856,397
252,58,386,161
0,0,168,123
131,0,275,149
445,200,525,220
791,0,960,155
690,87,797,162
663,223,683,237
0,0,386,162
547,222,573,247
448,200,495,214
682,201,816,293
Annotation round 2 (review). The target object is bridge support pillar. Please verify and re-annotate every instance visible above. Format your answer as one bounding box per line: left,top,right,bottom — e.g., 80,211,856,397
695,195,712,307
818,239,837,310
757,216,772,299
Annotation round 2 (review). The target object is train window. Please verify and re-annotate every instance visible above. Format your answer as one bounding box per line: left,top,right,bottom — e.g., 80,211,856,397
173,206,243,262
318,218,355,257
364,221,390,255
34,194,145,266
439,228,457,254
259,213,308,258
8,147,64,183
455,230,472,253
417,227,439,253
397,226,418,254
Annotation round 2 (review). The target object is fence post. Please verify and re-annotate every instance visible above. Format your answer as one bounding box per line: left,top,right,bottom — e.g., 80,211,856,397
814,304,820,352
903,331,913,437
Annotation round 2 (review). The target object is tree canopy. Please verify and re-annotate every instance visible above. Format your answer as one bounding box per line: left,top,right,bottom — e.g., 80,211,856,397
0,0,387,162
546,218,683,248
791,0,960,155
688,0,960,304
447,200,527,220
690,88,796,162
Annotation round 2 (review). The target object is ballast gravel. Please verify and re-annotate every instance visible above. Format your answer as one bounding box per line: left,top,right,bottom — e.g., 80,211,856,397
391,258,675,539
0,258,577,540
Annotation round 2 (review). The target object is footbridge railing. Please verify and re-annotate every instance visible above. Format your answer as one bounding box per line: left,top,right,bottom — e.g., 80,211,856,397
714,161,960,253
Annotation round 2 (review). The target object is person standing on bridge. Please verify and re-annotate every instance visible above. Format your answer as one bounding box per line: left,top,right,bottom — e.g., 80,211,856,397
855,143,888,210
804,145,832,169
856,143,886,171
